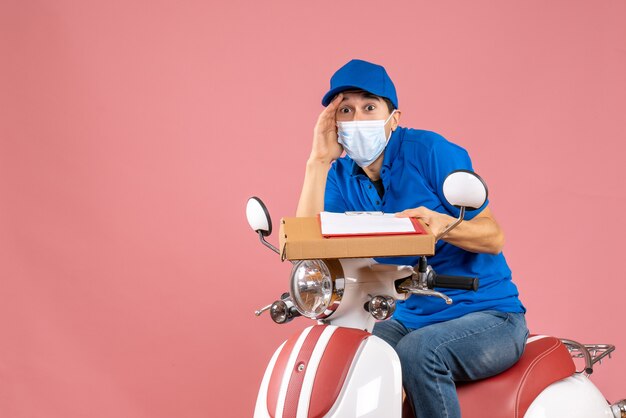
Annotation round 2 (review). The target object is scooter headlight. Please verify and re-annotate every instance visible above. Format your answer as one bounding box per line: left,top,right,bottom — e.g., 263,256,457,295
289,259,343,319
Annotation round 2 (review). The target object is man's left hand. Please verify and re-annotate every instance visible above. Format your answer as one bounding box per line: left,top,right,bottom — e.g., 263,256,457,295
395,207,454,238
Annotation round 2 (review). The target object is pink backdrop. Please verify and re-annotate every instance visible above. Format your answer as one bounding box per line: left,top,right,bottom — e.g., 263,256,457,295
1,1,625,416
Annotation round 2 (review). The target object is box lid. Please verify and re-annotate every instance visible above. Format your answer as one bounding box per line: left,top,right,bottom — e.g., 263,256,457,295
278,217,435,261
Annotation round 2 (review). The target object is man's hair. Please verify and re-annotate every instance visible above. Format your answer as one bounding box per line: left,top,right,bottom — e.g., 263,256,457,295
336,89,396,113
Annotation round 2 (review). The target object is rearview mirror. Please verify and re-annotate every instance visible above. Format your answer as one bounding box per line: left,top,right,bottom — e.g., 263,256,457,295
442,170,488,211
246,197,272,236
437,170,489,241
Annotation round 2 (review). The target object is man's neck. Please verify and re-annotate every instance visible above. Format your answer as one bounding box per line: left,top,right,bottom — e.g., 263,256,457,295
363,153,385,181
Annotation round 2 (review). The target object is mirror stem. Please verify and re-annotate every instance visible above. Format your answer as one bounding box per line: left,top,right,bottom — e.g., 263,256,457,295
258,231,280,255
436,207,465,242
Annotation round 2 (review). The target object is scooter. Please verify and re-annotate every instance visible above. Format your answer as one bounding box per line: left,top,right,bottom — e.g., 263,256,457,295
246,170,626,418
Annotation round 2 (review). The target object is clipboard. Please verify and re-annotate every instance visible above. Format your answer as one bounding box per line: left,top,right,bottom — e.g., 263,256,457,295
318,211,427,238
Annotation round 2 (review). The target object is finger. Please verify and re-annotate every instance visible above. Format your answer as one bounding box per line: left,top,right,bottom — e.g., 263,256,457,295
316,95,342,127
321,93,344,118
395,210,422,218
327,92,344,110
395,207,426,218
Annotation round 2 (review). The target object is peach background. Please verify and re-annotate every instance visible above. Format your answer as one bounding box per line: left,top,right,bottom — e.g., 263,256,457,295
1,1,625,417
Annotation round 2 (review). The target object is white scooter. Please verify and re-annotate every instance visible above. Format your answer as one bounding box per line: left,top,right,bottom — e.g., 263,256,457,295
247,170,625,418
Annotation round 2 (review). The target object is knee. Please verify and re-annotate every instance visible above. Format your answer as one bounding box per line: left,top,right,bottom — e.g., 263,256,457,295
395,332,443,377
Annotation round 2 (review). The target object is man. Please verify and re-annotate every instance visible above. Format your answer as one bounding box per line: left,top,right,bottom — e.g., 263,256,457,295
296,59,527,418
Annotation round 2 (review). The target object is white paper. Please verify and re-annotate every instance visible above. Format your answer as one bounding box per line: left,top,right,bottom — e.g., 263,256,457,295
319,211,416,236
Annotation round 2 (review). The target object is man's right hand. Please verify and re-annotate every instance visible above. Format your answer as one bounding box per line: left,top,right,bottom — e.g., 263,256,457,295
309,93,344,164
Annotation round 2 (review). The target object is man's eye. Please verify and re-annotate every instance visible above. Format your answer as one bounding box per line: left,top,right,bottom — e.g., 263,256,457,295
339,108,350,113
366,105,376,111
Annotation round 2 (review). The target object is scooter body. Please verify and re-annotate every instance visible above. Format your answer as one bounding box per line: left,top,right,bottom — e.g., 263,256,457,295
253,257,623,418
254,258,409,418
246,170,625,418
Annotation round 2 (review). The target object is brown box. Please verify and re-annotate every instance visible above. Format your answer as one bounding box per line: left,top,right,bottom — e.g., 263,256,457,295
278,217,435,261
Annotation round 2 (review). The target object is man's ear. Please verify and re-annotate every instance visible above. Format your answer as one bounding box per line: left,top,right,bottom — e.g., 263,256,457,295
391,110,401,130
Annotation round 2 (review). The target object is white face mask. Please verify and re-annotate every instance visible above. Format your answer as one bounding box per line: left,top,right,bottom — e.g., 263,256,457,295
336,110,396,168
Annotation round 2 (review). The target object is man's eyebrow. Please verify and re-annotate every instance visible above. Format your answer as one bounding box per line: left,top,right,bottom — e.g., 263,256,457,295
361,93,383,101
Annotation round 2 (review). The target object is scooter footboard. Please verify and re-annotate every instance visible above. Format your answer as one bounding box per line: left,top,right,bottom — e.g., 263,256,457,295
254,325,403,418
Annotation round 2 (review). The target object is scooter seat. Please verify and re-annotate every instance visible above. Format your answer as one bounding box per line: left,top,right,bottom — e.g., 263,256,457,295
455,335,576,418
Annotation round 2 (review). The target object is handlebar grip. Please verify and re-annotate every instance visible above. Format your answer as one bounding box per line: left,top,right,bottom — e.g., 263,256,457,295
429,274,479,291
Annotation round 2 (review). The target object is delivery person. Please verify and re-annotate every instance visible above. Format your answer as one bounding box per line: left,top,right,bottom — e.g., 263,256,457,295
296,59,528,418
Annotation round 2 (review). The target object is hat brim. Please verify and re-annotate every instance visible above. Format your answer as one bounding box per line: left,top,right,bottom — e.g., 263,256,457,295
321,85,364,107
321,85,397,108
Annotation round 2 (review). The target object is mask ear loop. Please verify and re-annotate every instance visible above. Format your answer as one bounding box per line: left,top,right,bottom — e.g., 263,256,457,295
384,109,397,141
384,109,397,126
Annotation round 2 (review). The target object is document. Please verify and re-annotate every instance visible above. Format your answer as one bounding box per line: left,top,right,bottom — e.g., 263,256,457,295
319,211,426,238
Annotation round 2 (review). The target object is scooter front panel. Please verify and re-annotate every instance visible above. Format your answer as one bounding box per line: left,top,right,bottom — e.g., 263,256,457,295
256,325,377,418
324,335,403,418
254,341,285,418
283,325,330,417
269,325,316,418
306,327,371,417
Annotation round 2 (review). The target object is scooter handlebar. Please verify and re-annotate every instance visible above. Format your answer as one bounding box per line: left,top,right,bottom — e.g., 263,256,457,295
428,274,479,291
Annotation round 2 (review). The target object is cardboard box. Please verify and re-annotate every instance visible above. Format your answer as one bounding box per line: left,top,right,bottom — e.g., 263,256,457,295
278,217,435,261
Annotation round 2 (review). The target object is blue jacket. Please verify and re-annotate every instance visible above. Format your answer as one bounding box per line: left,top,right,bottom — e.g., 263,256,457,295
324,127,525,329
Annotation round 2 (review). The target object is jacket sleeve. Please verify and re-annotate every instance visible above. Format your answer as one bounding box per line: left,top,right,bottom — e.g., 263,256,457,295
426,134,489,221
324,163,348,213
